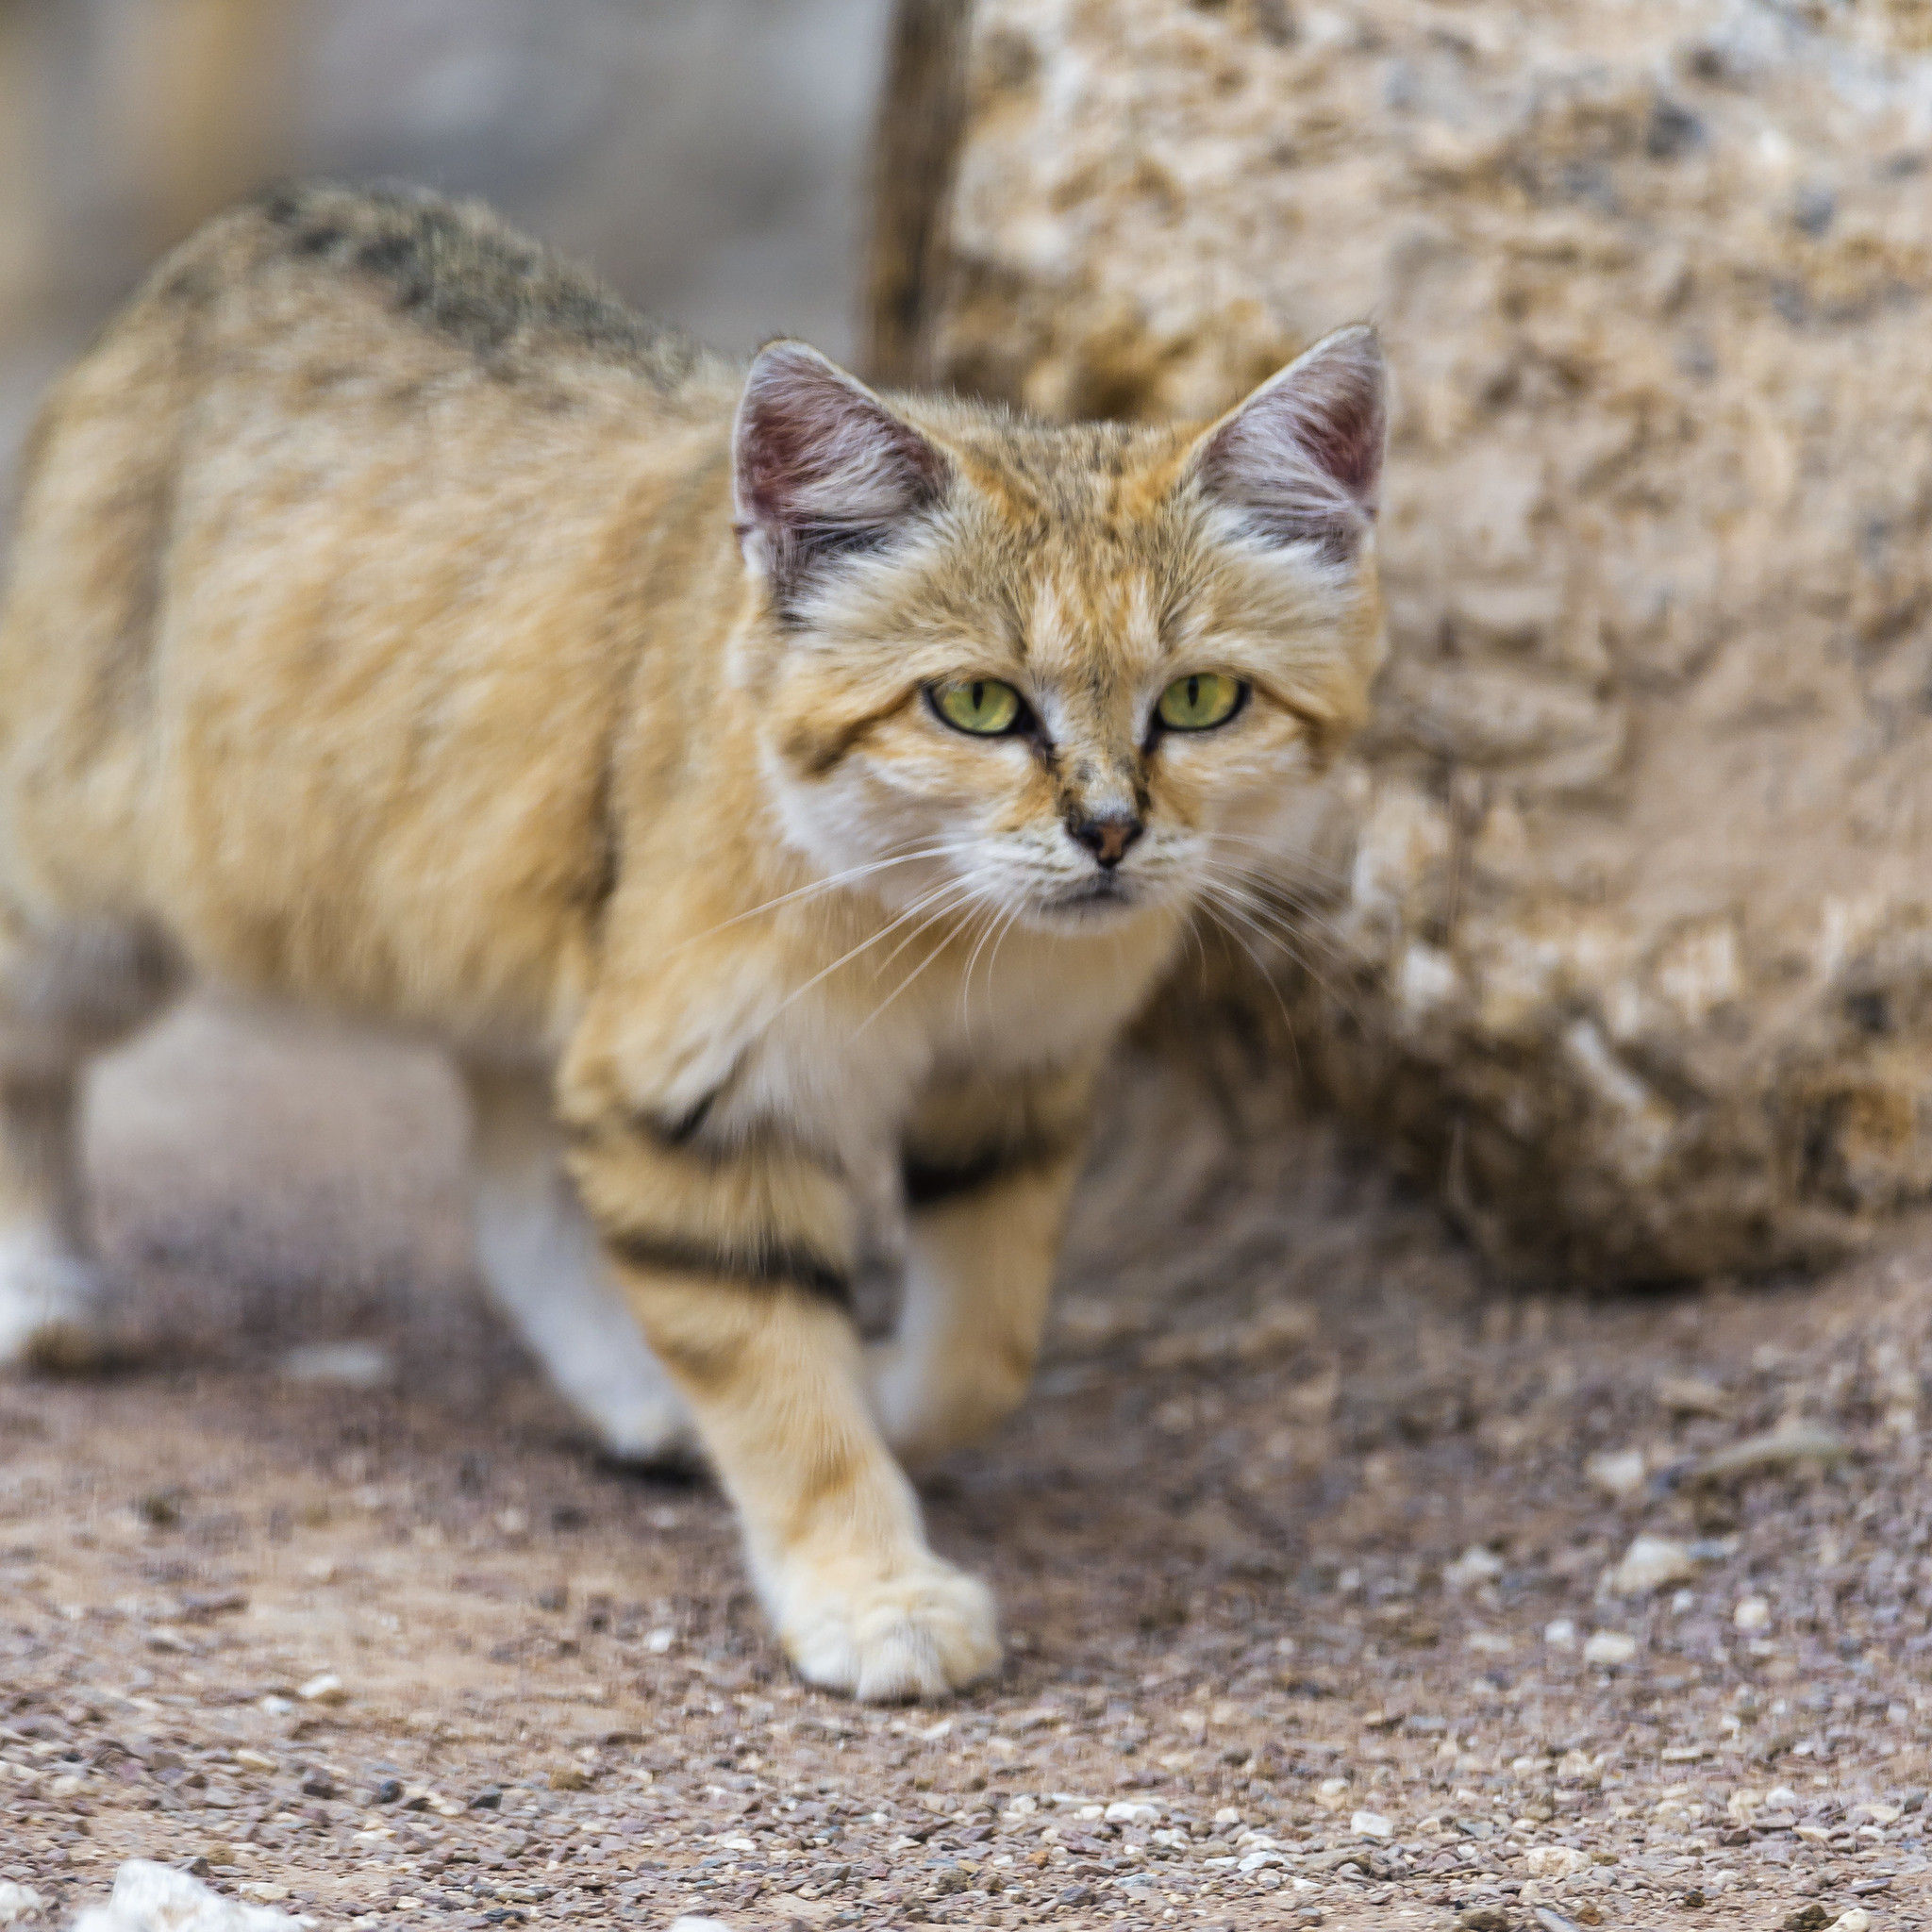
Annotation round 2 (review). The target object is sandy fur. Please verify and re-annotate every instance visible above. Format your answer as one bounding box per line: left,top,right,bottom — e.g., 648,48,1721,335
0,184,1384,1697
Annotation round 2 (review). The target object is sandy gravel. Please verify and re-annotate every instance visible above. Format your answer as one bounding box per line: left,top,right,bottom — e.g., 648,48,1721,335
3,1003,1932,1931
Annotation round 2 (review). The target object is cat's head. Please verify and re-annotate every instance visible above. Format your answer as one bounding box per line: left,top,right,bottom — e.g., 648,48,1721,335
730,327,1386,935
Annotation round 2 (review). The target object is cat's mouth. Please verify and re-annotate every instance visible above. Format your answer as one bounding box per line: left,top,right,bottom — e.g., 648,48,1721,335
1046,874,1138,917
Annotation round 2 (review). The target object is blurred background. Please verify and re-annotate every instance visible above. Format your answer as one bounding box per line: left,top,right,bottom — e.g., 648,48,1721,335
0,0,891,537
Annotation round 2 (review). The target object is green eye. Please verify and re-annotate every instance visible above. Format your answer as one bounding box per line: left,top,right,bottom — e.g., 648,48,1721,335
933,678,1023,736
1157,672,1243,731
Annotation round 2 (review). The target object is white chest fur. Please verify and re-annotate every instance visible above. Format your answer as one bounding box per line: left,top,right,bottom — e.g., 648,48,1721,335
715,908,1173,1171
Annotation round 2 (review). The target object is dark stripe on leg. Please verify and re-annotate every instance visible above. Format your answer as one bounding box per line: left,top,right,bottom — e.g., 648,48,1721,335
903,1135,1076,1208
606,1230,852,1306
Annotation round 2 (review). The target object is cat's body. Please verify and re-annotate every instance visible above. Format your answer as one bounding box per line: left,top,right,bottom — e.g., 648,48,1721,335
0,185,1386,1698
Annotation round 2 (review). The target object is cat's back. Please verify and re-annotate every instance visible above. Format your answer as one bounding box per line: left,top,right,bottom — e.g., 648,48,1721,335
61,179,734,441
0,184,743,1032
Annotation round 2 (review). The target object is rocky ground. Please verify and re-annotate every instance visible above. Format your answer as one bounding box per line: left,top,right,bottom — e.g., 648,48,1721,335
0,1007,1929,1931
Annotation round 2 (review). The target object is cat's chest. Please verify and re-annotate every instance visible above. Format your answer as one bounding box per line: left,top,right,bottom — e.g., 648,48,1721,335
726,915,1167,1160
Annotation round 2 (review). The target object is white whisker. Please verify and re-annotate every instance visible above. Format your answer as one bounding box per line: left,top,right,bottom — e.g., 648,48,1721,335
1191,872,1365,1031
672,841,958,950
852,884,987,1038
758,876,971,1036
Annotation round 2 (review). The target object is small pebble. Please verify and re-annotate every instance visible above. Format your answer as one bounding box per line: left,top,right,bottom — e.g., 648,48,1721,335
1585,1448,1646,1499
1609,1533,1697,1594
1656,1374,1727,1416
1734,1593,1771,1630
1583,1629,1638,1665
1694,1423,1846,1482
1442,1545,1505,1589
298,1671,346,1705
1523,1845,1589,1877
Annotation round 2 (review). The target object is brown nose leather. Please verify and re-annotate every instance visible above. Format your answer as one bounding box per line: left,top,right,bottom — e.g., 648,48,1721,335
1072,810,1144,870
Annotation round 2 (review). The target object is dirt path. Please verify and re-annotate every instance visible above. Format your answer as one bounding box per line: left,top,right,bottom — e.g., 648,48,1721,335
3,1004,1931,1931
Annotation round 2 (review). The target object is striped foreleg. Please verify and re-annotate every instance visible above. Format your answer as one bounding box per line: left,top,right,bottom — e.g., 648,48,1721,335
565,1114,998,1700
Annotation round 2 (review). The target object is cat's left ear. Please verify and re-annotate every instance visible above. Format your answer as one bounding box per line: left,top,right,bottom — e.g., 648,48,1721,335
1185,324,1387,564
732,341,950,607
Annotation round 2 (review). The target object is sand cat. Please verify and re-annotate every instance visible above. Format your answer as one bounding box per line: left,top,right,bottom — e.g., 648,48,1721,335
0,185,1385,1698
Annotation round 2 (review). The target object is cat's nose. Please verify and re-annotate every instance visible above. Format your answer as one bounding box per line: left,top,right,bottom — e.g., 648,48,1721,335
1072,809,1144,870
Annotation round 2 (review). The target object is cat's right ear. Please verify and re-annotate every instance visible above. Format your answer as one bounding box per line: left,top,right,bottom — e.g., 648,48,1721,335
731,341,950,609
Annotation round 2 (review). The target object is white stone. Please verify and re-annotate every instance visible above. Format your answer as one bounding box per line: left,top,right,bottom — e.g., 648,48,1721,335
666,1921,736,1932
1733,1594,1771,1631
67,1862,306,1932
1442,1545,1505,1590
1106,1800,1161,1824
1352,1809,1393,1839
1585,1448,1647,1499
1543,1618,1577,1649
296,1672,345,1705
1583,1630,1639,1665
1827,1910,1872,1932
0,1884,46,1928
1608,1535,1697,1595
1523,1845,1589,1877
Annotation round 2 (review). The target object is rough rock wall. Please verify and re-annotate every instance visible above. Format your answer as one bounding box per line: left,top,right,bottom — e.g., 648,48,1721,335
917,0,1932,1281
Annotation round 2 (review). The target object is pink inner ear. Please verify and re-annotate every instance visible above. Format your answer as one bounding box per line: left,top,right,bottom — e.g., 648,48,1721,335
1196,329,1386,558
734,345,946,545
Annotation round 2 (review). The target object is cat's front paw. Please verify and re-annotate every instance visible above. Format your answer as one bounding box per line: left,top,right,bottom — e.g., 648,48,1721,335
774,1551,1000,1702
0,1240,114,1372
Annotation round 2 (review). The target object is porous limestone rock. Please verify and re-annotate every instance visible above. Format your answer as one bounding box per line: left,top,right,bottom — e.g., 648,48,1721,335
912,0,1932,1280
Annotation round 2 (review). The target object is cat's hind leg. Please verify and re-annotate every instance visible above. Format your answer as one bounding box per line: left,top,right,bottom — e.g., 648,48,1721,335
0,909,179,1368
462,1064,696,1465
